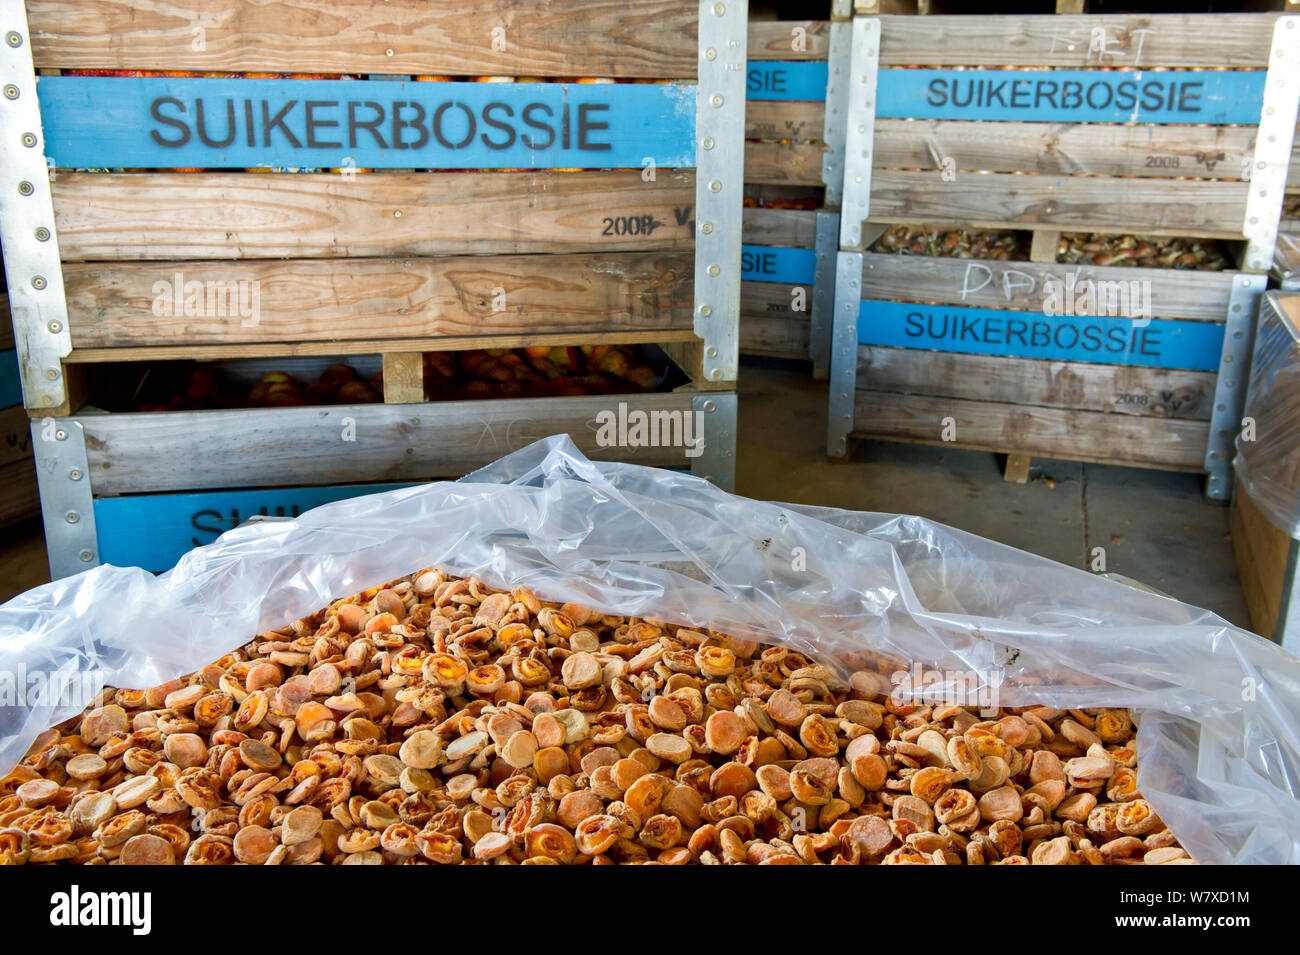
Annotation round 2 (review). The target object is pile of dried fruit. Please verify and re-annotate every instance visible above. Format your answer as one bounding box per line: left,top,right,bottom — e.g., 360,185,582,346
0,571,1190,865
873,225,1029,260
1057,233,1229,270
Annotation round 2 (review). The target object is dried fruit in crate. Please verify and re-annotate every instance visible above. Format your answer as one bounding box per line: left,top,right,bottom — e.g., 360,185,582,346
422,345,663,401
1057,233,1229,271
2,570,1192,865
872,225,1029,261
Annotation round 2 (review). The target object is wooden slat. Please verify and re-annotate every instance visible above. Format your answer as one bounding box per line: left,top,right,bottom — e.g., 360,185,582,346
1233,488,1293,640
64,330,699,364
857,345,1217,420
744,142,824,186
742,208,819,249
0,295,11,352
747,21,830,61
746,101,826,143
63,253,693,350
858,252,1236,322
28,0,700,78
867,170,1250,239
0,457,40,528
742,279,812,319
79,393,701,494
853,390,1208,469
54,171,696,261
740,315,810,359
874,120,1257,182
874,14,1279,69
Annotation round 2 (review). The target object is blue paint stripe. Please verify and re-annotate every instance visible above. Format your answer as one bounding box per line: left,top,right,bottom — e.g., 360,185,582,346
37,76,696,170
746,62,828,102
94,482,410,571
878,69,1264,125
0,350,20,408
858,300,1224,371
742,244,817,284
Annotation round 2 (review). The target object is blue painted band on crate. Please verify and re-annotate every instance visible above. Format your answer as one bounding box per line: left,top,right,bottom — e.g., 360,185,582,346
93,482,410,571
857,300,1225,371
742,245,817,284
746,62,829,102
0,350,20,408
36,77,697,169
877,69,1265,125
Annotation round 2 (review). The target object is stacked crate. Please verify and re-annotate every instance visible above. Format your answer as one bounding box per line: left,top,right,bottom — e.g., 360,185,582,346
1,0,746,576
741,6,849,374
827,12,1300,499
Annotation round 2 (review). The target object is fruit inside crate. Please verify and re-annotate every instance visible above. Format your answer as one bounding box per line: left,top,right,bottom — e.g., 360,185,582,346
82,345,684,413
871,225,1234,271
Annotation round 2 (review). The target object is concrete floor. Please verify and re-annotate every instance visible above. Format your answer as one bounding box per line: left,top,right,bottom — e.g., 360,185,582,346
0,358,1252,629
736,358,1250,630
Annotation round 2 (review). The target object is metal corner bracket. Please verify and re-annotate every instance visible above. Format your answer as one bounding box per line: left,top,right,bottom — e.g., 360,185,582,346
1204,273,1267,500
0,0,72,411
837,17,880,251
31,417,99,579
691,391,737,492
694,0,748,384
826,251,862,457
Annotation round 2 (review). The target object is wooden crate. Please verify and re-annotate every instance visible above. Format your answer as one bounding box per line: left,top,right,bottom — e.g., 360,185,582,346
1232,292,1300,653
742,11,848,370
740,205,818,358
827,12,1299,496
1,0,746,577
846,246,1250,471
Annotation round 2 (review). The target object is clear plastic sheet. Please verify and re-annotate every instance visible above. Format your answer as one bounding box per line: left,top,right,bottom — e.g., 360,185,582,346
3,435,1299,864
1235,291,1300,538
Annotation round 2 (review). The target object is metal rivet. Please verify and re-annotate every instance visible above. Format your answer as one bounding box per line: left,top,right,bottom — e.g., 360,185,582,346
710,94,723,107
45,369,58,380
55,429,67,440
34,226,49,241
65,511,80,524
702,136,715,150
704,400,716,412
700,222,714,235
31,275,46,290
3,84,18,100
712,2,725,14
393,210,402,218
709,180,721,192
709,368,722,380
69,468,82,481
47,320,61,333
705,346,718,358
17,180,33,195
708,264,720,276
699,305,711,316
79,550,93,562
704,47,716,60
385,48,394,56
5,31,22,48
20,132,36,147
